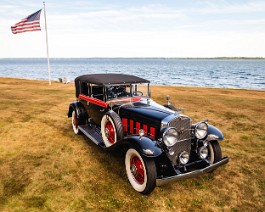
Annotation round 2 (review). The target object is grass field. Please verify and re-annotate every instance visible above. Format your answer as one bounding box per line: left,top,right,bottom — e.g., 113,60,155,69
0,78,264,211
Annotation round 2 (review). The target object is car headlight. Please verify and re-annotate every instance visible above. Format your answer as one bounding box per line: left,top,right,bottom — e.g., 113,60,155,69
198,146,208,159
195,122,208,139
179,151,190,165
163,127,178,147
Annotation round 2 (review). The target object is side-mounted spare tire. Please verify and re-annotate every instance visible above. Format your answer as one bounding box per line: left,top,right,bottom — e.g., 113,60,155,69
101,111,124,147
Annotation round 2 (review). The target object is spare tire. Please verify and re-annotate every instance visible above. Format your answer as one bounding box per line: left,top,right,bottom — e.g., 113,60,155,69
101,111,124,147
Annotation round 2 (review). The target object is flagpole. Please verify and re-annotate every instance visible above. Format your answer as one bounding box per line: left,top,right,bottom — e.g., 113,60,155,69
43,1,51,85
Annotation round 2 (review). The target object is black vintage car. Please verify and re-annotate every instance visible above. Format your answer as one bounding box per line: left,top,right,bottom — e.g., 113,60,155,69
68,73,229,194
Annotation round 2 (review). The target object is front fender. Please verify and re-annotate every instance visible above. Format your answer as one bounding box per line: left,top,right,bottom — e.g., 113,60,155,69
122,136,162,157
207,124,224,141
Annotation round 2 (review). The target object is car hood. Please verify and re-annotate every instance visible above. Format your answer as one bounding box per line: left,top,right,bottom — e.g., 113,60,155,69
118,99,177,127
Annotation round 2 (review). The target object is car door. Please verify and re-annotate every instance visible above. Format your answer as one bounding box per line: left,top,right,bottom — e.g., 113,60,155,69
81,84,107,126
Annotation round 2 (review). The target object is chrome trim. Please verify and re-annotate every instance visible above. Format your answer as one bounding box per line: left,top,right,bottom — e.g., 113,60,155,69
161,114,191,130
161,114,176,129
156,157,229,186
206,134,220,141
143,149,154,155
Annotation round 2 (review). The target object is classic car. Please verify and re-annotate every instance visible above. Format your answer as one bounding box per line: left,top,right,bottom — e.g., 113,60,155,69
68,73,229,194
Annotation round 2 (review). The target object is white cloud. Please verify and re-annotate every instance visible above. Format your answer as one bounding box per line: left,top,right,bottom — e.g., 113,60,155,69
0,0,265,57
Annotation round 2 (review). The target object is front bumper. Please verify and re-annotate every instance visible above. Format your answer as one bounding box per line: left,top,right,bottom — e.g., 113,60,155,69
156,157,229,186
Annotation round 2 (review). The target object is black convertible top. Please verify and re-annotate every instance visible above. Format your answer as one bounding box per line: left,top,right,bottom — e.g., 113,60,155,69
75,73,150,98
75,73,149,85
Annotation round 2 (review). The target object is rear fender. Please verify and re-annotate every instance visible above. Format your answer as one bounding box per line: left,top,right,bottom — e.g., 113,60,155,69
207,124,224,141
68,102,87,124
122,136,162,157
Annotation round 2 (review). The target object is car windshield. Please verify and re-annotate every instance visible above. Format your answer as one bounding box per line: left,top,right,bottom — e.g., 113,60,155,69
106,83,149,101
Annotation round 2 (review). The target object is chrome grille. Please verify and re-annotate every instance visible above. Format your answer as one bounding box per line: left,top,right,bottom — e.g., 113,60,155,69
166,115,192,165
168,116,192,141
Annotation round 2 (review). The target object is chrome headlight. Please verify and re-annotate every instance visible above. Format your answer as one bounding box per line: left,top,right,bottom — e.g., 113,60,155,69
198,146,208,159
163,127,178,147
179,151,190,165
195,122,208,139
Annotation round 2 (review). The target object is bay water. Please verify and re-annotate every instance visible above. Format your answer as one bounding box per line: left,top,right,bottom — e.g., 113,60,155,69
0,58,264,90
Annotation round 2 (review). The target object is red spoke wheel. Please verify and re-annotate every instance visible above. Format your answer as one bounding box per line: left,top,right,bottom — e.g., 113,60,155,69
105,121,115,144
130,156,145,184
125,148,156,194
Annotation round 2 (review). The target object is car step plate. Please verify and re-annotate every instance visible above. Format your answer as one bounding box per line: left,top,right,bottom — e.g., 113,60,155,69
78,125,105,147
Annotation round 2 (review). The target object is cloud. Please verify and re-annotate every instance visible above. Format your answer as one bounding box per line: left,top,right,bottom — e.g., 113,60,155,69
1,0,265,57
47,4,187,34
200,0,265,14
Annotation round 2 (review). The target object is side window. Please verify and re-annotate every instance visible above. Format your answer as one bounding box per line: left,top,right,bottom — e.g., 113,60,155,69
91,85,104,100
81,83,89,96
106,85,131,100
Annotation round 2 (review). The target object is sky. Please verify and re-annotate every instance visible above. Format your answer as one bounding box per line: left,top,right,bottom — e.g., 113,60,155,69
0,0,265,58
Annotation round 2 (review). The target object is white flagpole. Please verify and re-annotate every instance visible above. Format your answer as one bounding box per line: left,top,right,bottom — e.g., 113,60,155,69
43,1,51,85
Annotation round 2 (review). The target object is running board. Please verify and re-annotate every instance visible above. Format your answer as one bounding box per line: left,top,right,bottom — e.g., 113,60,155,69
78,125,105,148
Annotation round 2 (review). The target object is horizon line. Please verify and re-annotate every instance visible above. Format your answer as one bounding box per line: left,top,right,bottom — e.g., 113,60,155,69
1,57,265,60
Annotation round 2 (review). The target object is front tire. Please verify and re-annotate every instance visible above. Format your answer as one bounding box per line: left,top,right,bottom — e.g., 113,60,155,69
207,140,222,164
125,148,156,194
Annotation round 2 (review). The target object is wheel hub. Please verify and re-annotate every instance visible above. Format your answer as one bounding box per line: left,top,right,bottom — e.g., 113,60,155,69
105,121,115,144
130,164,137,176
130,156,144,184
105,128,110,137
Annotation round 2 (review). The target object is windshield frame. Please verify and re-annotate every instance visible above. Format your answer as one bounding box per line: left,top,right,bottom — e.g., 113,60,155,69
104,83,150,101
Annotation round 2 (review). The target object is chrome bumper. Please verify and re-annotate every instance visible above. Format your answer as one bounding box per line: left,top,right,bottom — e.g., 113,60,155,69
156,157,229,186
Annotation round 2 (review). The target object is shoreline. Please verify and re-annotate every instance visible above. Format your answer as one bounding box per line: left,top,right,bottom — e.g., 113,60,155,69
1,57,265,60
1,76,264,92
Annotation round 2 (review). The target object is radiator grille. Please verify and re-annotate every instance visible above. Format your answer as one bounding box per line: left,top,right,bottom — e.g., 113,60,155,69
168,116,192,141
167,116,192,165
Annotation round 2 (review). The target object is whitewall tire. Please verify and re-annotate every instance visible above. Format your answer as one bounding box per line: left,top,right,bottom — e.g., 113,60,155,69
125,148,156,194
72,110,80,134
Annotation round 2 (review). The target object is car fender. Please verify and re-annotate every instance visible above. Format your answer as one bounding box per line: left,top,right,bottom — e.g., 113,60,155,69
207,124,224,141
68,101,87,124
121,136,162,157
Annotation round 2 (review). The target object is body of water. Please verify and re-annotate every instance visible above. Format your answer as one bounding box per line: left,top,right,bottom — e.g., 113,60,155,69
0,58,264,90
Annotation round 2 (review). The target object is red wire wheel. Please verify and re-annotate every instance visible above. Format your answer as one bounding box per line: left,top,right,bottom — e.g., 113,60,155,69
105,121,115,144
130,155,145,184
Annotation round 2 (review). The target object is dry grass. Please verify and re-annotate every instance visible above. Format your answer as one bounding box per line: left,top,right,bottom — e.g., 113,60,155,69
0,77,264,211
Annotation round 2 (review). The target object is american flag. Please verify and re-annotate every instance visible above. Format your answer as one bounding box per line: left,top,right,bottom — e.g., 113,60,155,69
11,9,42,34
